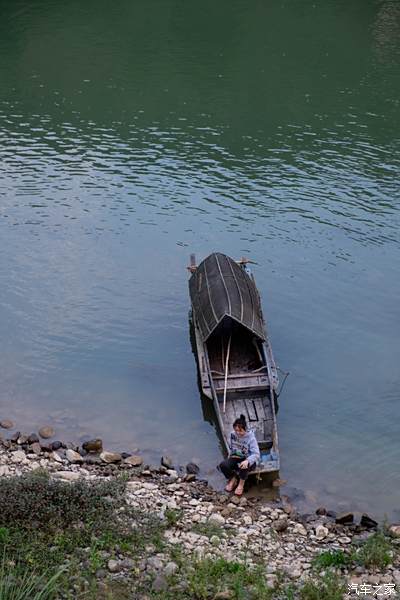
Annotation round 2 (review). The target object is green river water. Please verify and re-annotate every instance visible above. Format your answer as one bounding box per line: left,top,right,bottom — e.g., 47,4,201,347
0,0,399,519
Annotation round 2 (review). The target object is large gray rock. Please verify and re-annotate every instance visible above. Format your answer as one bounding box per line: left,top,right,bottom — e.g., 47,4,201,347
335,512,354,525
315,524,329,539
124,454,143,467
66,449,83,463
360,513,378,530
100,451,122,464
11,450,27,464
161,455,173,469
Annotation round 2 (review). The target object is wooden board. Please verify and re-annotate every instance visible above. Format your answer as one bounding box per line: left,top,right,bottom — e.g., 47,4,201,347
217,391,274,447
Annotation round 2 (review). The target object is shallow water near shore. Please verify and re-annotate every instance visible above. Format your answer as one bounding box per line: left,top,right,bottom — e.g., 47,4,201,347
0,0,399,520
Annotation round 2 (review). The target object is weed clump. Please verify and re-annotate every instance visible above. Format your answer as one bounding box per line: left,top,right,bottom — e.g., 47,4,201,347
0,471,124,533
354,532,392,569
299,572,346,600
312,549,350,570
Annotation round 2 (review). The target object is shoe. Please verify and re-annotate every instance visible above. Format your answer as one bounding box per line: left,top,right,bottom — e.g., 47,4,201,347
225,477,238,492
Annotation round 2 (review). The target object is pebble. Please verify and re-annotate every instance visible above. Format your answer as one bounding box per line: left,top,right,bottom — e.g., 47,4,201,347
338,536,352,544
39,426,55,439
11,450,27,464
51,451,63,463
389,524,400,537
164,561,178,576
213,591,233,600
30,442,42,455
208,513,225,527
152,573,167,592
52,471,80,482
274,518,288,533
0,465,10,476
107,559,121,573
293,523,307,536
0,420,14,429
315,524,329,540
120,557,134,570
100,451,122,464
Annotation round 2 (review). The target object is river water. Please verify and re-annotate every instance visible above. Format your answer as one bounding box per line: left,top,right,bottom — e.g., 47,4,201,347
0,0,399,520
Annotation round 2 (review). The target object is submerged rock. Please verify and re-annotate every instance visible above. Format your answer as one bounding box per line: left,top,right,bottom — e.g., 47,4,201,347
39,426,55,439
82,439,103,453
0,420,14,429
316,506,327,516
186,462,200,475
51,441,63,451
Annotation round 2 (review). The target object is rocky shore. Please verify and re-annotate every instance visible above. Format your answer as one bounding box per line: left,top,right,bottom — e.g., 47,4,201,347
0,424,399,599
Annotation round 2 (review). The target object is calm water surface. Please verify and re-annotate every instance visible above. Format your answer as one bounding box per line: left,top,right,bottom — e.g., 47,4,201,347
0,0,399,519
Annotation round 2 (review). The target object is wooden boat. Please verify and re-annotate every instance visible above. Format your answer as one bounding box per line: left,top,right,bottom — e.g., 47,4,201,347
188,252,280,475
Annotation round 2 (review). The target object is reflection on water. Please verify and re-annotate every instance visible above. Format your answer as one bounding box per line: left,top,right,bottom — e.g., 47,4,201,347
0,0,399,519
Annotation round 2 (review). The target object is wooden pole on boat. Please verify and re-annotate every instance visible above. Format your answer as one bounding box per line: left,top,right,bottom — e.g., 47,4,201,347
222,334,231,413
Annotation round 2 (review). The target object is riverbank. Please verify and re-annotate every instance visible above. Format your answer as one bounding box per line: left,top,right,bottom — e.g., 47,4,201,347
0,432,399,599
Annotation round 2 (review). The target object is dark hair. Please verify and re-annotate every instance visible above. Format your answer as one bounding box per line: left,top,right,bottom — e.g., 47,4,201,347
233,414,247,431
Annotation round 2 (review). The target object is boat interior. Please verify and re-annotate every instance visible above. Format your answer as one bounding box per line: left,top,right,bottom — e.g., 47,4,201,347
206,318,269,393
206,317,275,451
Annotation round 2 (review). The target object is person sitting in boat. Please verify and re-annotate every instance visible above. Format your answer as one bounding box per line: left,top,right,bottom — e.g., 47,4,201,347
219,414,260,496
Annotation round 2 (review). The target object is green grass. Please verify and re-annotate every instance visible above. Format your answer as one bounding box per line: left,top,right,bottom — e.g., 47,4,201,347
312,550,349,570
191,521,226,539
354,532,392,569
0,473,166,599
299,572,346,600
0,554,64,600
158,556,273,600
165,508,183,527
